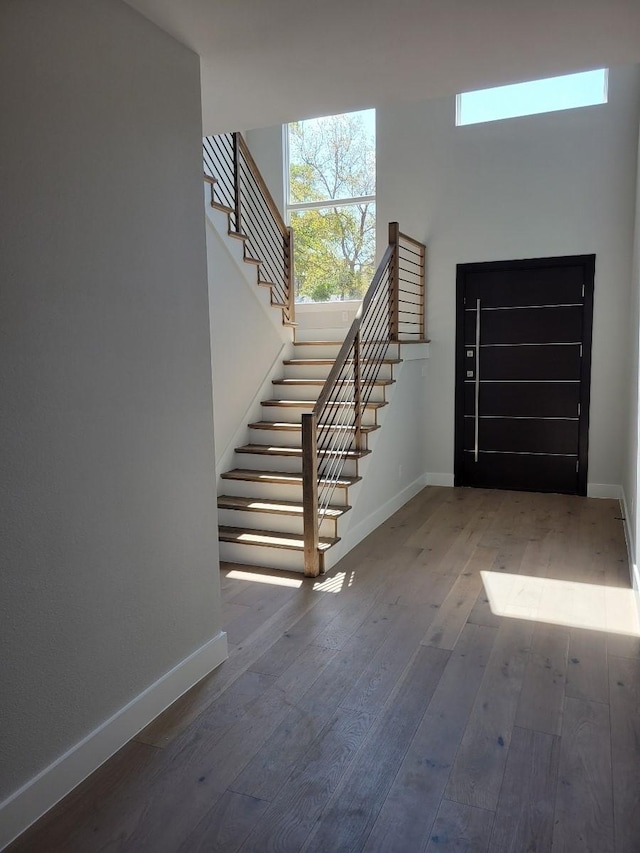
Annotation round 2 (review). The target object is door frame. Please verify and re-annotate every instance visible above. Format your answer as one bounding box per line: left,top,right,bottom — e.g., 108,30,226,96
454,254,595,496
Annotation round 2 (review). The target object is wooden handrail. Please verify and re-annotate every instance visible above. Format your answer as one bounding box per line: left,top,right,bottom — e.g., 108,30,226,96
236,134,289,237
397,230,424,249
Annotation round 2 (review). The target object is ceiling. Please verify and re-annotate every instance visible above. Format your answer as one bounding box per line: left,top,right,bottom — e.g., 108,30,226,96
125,0,640,133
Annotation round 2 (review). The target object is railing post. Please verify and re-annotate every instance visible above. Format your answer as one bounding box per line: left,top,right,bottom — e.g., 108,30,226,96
232,132,242,234
285,226,296,325
420,243,426,340
353,330,363,452
302,413,320,577
389,221,400,341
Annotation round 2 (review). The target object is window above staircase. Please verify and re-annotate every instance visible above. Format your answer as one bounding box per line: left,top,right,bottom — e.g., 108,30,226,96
286,109,376,304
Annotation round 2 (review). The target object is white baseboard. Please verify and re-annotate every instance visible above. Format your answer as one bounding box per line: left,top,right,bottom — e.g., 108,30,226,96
0,631,228,851
415,476,620,497
619,489,640,623
425,472,455,487
587,483,623,499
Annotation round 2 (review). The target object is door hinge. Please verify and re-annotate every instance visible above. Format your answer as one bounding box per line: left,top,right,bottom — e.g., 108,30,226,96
579,344,583,358
576,460,579,473
582,284,585,298
577,402,581,416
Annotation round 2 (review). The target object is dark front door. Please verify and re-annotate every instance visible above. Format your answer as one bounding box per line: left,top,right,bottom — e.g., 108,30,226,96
454,255,595,495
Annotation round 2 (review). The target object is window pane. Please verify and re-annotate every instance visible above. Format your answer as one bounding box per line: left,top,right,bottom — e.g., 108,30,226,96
289,109,375,204
291,202,376,303
457,69,608,126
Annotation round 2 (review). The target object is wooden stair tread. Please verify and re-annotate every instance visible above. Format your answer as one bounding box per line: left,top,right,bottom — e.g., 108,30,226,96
210,200,233,214
272,378,394,387
293,340,343,346
261,399,387,409
283,358,401,366
218,495,349,518
219,526,338,552
248,421,378,433
292,339,398,346
220,469,361,487
235,444,370,459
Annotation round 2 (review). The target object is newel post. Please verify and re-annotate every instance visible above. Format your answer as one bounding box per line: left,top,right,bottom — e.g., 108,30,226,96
301,413,320,577
419,242,426,340
389,221,400,341
353,331,363,452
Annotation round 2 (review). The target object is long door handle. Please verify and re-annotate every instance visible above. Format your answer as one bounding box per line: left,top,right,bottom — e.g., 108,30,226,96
475,298,481,462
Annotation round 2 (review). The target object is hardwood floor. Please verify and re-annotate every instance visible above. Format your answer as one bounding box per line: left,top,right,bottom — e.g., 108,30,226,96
8,487,640,853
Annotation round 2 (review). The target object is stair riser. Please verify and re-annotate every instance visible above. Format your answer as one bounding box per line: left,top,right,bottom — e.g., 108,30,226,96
282,363,396,382
292,341,399,358
271,383,388,403
291,344,343,359
217,508,338,538
220,478,352,505
260,404,379,427
232,452,360,478
248,428,368,451
218,541,308,573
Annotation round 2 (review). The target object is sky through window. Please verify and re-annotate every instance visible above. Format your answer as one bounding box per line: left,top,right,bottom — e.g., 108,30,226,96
457,69,608,126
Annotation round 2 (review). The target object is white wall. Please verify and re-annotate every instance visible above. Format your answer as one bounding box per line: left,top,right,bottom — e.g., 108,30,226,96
336,350,430,547
377,65,640,489
622,121,640,579
0,0,225,837
245,126,287,216
205,208,292,473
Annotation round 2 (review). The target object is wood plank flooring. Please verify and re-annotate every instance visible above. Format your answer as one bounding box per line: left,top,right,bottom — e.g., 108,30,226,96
8,487,640,853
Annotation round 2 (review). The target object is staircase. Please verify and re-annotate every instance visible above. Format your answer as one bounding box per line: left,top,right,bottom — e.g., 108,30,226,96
204,133,426,576
217,338,402,573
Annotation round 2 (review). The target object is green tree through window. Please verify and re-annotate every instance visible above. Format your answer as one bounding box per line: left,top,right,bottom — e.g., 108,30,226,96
287,110,375,302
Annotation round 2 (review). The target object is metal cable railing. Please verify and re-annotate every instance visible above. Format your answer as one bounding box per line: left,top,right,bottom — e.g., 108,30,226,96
203,132,294,325
301,223,427,576
394,225,426,340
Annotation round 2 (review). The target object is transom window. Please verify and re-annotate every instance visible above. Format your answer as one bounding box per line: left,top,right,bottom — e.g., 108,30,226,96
456,69,608,126
286,109,375,303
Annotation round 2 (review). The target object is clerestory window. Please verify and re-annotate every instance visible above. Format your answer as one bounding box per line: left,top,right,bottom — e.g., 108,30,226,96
286,109,376,303
456,69,608,126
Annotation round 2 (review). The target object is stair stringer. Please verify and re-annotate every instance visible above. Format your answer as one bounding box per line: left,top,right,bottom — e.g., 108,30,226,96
214,337,295,486
205,191,296,487
205,194,292,339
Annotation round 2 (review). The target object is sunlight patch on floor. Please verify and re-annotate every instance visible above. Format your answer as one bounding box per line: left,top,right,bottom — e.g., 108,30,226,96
226,569,303,588
481,571,640,636
313,572,348,593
